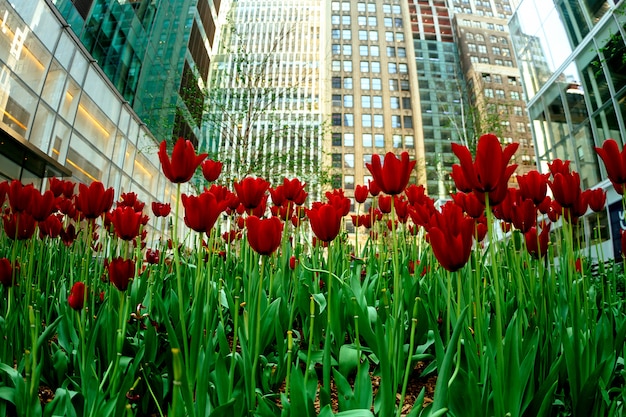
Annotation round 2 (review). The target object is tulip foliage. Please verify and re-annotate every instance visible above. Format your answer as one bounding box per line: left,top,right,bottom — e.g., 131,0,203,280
0,136,625,417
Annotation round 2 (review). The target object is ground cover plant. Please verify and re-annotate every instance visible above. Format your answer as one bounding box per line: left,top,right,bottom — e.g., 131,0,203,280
1,134,626,417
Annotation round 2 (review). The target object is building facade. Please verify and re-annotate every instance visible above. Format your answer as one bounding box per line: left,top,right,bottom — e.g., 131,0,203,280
510,0,625,258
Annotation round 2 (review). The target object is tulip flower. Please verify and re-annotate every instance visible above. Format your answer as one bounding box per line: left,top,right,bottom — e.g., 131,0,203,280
366,151,416,195
0,258,14,287
28,190,56,222
246,216,283,256
451,134,518,204
511,198,536,233
158,138,207,183
181,191,228,234
7,180,35,213
111,206,143,241
451,192,485,219
145,249,160,265
426,202,474,272
549,171,582,209
39,214,63,239
586,188,606,213
76,181,114,219
547,159,570,176
108,257,135,291
595,139,626,195
517,171,549,205
354,185,369,204
3,212,37,240
368,179,381,196
61,224,78,246
307,203,343,243
525,223,551,259
281,178,308,205
378,195,392,214
151,202,171,217
325,189,351,216
234,177,270,211
207,184,239,210
201,159,223,182
0,180,7,207
68,282,86,311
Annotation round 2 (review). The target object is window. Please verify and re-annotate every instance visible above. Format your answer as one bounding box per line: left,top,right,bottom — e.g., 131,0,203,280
390,96,400,109
368,16,377,26
344,77,353,88
374,114,384,128
332,77,341,88
342,29,351,40
372,78,382,90
332,44,341,55
358,16,367,25
401,80,410,91
332,132,342,146
332,113,342,125
513,106,523,116
493,74,502,83
357,2,365,12
399,63,408,73
402,97,412,109
374,134,384,147
482,73,491,83
371,62,381,72
502,48,510,56
359,30,368,40
391,115,402,128
372,96,383,108
332,94,342,106
332,153,342,167
396,32,404,42
342,15,351,25
343,61,352,71
393,134,402,147
369,31,378,41
470,56,479,63
388,63,397,73
467,43,477,52
478,45,487,53
493,47,501,55
362,114,372,127
384,17,393,27
389,79,399,90
362,95,371,108
476,34,484,41
494,58,503,65
383,4,391,13
394,18,403,27
403,116,413,128
387,46,396,57
359,45,369,56
344,154,355,168
392,5,401,13
344,114,354,126
510,91,520,100
370,46,380,56
385,31,394,42
484,88,494,98
332,15,340,25
480,57,490,64
466,32,474,40
405,135,414,148
361,78,371,89
495,89,505,99
508,76,517,85
344,95,353,107
332,60,341,71
360,61,369,72
344,175,355,189
343,44,352,55
504,60,513,67
398,47,406,58
332,29,341,39
363,133,372,147
516,122,526,132
363,154,372,167
367,3,375,12
344,133,354,146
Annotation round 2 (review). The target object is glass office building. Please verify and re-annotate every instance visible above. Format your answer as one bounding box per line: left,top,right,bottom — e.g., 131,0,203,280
510,0,626,257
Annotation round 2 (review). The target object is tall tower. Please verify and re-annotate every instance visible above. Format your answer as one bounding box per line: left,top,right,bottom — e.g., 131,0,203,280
52,0,226,146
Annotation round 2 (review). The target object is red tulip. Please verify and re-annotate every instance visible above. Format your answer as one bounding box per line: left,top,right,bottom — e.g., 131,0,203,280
111,206,143,241
282,178,308,205
234,177,270,211
307,203,343,243
511,198,536,233
525,223,551,259
575,258,583,273
145,249,160,265
76,182,114,219
426,202,474,272
39,214,63,239
394,196,410,223
366,152,416,195
549,171,581,209
7,180,35,213
61,224,78,246
368,179,381,197
0,258,14,287
0,181,7,207
354,185,369,204
547,159,570,176
158,138,207,184
450,165,473,193
181,191,227,234
207,184,239,210
451,192,485,219
378,195,392,214
68,282,86,311
28,190,56,222
246,216,283,256
517,171,549,205
151,202,171,217
595,139,626,195
586,188,606,213
108,257,135,291
451,134,518,204
289,256,297,270
3,212,36,240
201,159,223,182
325,189,351,216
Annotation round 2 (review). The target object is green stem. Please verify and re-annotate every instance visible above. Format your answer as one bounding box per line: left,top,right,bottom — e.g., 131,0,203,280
397,298,419,417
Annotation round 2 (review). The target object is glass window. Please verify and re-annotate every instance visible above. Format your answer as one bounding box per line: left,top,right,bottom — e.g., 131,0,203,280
374,134,385,147
360,61,369,72
390,97,400,109
370,46,380,56
367,4,375,12
357,2,365,12
342,15,351,25
403,116,413,128
343,44,352,55
341,1,350,11
373,96,383,108
358,16,367,25
402,97,412,110
383,4,391,13
332,113,342,126
374,114,384,128
396,32,404,42
401,80,410,91
332,44,341,55
332,15,341,24
391,115,402,128
371,62,381,72
359,30,368,40
388,63,397,73
511,91,520,100
393,134,403,147
342,29,352,40
344,95,353,107
369,31,378,41
399,64,408,73
405,135,414,148
332,29,341,39
495,89,505,99
332,77,341,88
362,95,371,108
344,77,353,88
362,114,372,127
332,94,342,106
394,18,403,27
385,31,394,42
384,17,393,27
389,79,399,90
344,114,354,126
361,78,370,89
363,133,373,147
372,78,382,90
332,132,342,146
359,45,368,56
332,60,341,71
344,133,354,146
484,88,494,98
364,154,372,167
387,46,396,57
332,153,342,167
343,61,352,71
398,47,406,58
368,16,377,26
344,153,355,168
345,175,355,189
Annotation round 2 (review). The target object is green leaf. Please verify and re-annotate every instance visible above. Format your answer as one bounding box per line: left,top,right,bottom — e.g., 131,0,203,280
338,345,360,377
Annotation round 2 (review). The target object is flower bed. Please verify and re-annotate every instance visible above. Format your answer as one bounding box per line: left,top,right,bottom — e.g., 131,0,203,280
0,135,625,417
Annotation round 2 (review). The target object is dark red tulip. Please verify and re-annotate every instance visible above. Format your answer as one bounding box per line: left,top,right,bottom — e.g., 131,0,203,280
451,134,518,202
0,181,7,207
201,159,223,182
492,188,517,223
595,139,626,194
49,178,75,198
525,223,551,259
282,178,308,205
234,177,270,211
517,171,549,205
427,202,474,272
76,182,114,219
511,198,536,233
0,258,14,287
368,179,381,197
246,216,283,256
181,191,227,234
307,203,343,243
7,180,35,213
3,212,36,240
575,258,583,273
378,195,392,214
39,214,63,239
547,159,570,176
222,229,241,243
549,171,581,209
118,192,145,213
450,165,473,193
145,249,160,265
158,138,207,184
269,185,286,207
289,256,297,270
354,185,369,204
271,203,294,221
405,184,428,205
28,190,56,222
451,192,485,219
111,206,143,241
475,216,488,242
68,282,86,311
108,257,135,291
56,197,77,220
537,196,552,214
325,189,351,216
207,184,239,210
151,202,171,217
61,224,78,246
366,152,416,195
394,196,410,223
586,188,606,213
548,200,561,223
